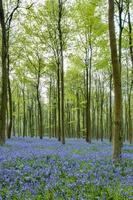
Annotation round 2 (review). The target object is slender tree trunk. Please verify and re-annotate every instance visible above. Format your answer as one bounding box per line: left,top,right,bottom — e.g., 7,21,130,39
6,1,19,139
124,101,128,141
17,91,20,137
127,5,133,143
88,40,92,142
128,6,133,68
76,92,80,138
66,101,70,138
35,97,38,137
85,44,92,143
57,62,61,141
0,0,7,144
100,82,104,141
52,83,57,138
58,0,65,144
83,71,86,138
96,78,99,140
86,63,89,142
54,105,57,138
91,98,96,139
106,98,109,139
37,72,43,139
49,78,52,138
22,87,26,137
108,0,122,159
118,1,123,74
37,90,43,139
12,101,16,136
7,55,12,139
109,74,113,142
127,66,132,144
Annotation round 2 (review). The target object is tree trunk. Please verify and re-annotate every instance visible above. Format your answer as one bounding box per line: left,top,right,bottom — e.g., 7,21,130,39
85,44,92,143
37,90,43,139
0,0,7,144
96,78,100,140
76,92,80,138
100,81,104,141
37,72,43,139
57,62,61,141
6,1,19,139
22,87,26,137
58,0,65,144
86,64,89,142
118,1,123,74
127,4,133,144
109,74,113,142
49,78,52,138
12,101,16,136
35,97,38,137
17,90,20,137
7,55,12,139
108,0,122,159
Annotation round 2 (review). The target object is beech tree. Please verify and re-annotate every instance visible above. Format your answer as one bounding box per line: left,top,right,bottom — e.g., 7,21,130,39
0,0,7,144
108,0,122,159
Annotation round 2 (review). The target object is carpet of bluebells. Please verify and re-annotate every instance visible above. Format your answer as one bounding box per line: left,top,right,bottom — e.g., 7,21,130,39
0,137,133,200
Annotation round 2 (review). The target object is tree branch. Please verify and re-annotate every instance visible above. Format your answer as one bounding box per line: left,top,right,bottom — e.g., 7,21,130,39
6,0,20,28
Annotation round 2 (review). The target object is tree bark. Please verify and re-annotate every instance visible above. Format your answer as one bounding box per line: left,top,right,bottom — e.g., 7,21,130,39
37,81,43,139
76,92,80,138
127,4,133,143
100,80,104,141
108,0,122,159
7,61,12,139
12,101,16,136
22,87,26,137
58,0,65,144
6,1,20,139
0,0,7,144
57,62,61,141
85,44,92,143
49,77,52,138
109,73,113,142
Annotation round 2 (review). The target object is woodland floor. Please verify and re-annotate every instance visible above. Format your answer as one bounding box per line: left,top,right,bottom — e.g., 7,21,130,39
0,137,133,199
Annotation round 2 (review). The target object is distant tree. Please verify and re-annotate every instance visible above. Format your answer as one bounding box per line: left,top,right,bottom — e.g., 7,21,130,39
6,0,20,139
127,0,133,143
